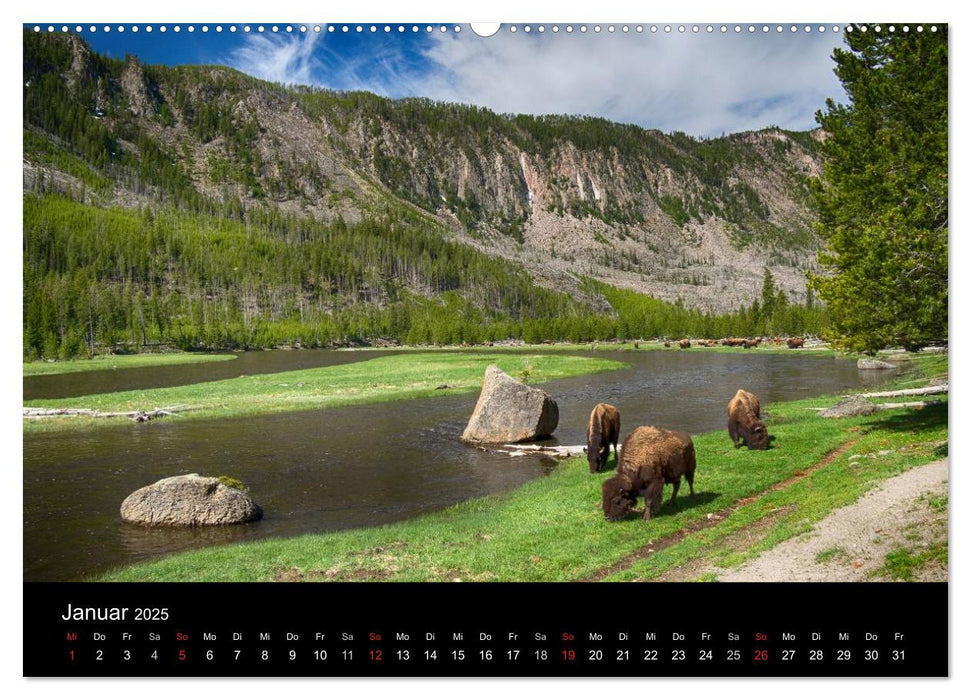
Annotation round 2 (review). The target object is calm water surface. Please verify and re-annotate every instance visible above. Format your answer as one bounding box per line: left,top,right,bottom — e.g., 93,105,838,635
24,349,873,581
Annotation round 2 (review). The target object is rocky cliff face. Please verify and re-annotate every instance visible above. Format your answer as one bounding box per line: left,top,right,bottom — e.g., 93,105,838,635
24,32,823,313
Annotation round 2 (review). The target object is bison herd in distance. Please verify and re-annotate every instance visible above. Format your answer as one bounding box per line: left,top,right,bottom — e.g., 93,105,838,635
590,388,769,522
666,337,805,349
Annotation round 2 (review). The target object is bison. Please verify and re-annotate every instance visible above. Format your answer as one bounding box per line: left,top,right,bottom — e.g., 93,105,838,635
601,426,696,521
787,337,805,349
727,389,769,450
587,403,621,473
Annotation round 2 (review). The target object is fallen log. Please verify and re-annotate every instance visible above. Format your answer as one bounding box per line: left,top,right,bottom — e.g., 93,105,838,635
847,384,948,399
22,408,98,417
872,400,944,410
492,443,624,459
23,406,192,422
809,400,942,412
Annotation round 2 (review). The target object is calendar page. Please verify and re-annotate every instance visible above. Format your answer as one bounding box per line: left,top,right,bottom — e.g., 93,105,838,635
21,18,948,678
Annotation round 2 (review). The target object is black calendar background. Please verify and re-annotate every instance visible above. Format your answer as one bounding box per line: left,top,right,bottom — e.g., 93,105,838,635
24,582,947,677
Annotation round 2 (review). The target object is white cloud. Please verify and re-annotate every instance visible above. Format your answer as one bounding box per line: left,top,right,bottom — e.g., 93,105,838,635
232,30,323,86
413,29,847,137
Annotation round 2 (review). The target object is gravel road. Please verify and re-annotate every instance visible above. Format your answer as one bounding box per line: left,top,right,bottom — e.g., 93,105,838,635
715,460,948,582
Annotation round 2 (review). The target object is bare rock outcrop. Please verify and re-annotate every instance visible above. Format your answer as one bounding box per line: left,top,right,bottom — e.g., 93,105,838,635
120,474,262,526
461,365,559,443
120,57,157,118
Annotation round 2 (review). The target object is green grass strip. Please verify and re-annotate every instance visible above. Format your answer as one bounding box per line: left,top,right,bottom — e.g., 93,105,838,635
23,353,237,376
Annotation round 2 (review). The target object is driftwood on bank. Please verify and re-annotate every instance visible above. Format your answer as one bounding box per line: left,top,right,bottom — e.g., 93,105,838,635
810,400,943,412
487,443,620,459
23,406,192,422
846,384,948,399
871,400,944,410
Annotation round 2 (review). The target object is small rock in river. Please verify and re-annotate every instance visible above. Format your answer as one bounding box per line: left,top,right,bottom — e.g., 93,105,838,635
120,474,262,527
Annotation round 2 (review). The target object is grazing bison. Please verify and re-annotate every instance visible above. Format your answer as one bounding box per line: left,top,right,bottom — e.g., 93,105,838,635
787,337,805,349
587,403,621,473
601,426,696,521
679,339,691,349
727,389,769,450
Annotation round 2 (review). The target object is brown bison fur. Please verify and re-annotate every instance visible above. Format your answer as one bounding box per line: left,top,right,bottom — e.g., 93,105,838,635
787,337,805,349
587,403,621,473
727,389,769,450
679,339,691,349
601,426,696,521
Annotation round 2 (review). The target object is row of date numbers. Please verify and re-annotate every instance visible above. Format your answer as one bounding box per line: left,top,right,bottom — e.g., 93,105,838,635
69,647,907,663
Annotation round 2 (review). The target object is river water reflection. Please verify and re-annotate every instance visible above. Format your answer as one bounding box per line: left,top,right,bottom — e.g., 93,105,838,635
23,349,871,581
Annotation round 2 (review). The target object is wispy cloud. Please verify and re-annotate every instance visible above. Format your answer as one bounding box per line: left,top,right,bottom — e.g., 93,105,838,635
231,29,323,86
227,27,847,137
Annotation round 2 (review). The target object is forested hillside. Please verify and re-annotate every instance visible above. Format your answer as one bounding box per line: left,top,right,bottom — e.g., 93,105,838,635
23,31,827,358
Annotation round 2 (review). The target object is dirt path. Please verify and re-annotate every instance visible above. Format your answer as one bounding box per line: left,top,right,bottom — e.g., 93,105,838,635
714,459,948,582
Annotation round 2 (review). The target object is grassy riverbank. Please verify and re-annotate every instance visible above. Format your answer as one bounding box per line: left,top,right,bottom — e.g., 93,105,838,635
23,352,237,376
100,354,946,583
23,352,625,433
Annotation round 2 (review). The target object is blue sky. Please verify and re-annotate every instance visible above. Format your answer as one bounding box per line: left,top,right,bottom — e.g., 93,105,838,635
40,23,847,137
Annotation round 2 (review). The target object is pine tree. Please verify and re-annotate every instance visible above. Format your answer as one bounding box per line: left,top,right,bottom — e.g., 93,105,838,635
760,267,777,333
809,25,948,352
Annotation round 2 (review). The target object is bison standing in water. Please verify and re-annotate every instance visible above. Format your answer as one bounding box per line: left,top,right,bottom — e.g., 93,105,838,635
587,403,621,473
727,389,769,450
601,426,696,521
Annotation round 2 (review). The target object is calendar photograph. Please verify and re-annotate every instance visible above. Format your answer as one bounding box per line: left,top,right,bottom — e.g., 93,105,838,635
22,21,947,595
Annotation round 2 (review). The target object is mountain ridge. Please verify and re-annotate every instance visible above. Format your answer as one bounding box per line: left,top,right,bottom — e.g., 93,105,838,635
24,32,825,311
22,31,828,357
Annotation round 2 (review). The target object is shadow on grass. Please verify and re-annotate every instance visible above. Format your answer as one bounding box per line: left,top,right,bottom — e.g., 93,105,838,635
622,491,722,521
860,402,948,436
590,455,620,474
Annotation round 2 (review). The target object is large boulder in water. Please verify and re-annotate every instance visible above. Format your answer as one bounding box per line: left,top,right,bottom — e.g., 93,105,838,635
462,365,559,443
120,474,263,526
857,358,897,370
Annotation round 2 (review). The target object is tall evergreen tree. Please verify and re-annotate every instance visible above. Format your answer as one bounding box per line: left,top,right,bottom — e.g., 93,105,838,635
809,25,948,352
